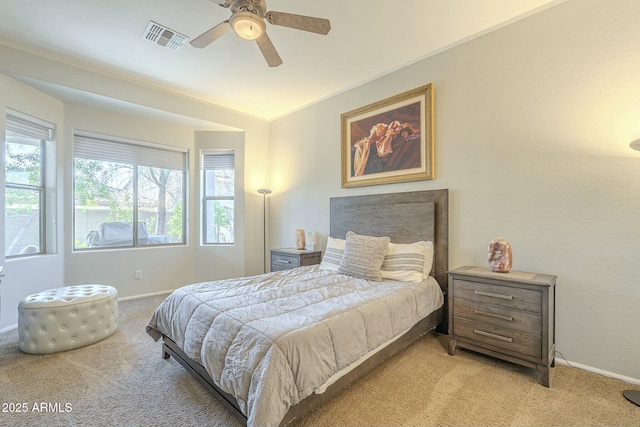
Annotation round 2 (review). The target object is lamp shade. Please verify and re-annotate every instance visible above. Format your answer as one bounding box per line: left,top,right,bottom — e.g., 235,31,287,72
230,12,266,40
631,139,640,151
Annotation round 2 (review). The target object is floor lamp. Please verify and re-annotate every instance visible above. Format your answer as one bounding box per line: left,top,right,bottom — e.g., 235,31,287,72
626,139,640,406
257,188,272,273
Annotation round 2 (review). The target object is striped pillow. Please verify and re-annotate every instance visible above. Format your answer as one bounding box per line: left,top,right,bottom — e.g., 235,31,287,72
319,237,345,271
381,241,426,283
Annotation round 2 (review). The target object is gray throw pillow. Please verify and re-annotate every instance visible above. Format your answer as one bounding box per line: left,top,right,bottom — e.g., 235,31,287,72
337,231,391,281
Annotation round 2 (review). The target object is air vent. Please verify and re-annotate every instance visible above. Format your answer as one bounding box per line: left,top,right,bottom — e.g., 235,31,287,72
143,21,188,51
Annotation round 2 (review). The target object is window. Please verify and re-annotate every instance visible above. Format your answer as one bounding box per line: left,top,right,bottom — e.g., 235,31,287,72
4,110,54,257
202,151,235,244
73,132,187,250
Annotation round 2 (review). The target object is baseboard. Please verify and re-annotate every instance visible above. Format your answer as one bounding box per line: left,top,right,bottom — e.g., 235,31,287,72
117,289,175,302
555,357,640,386
1,323,17,334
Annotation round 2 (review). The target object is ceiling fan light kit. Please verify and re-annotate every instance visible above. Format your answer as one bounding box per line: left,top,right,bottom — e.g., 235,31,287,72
191,0,331,67
230,11,265,40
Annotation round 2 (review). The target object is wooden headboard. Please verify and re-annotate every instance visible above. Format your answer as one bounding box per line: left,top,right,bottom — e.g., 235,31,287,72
329,189,449,292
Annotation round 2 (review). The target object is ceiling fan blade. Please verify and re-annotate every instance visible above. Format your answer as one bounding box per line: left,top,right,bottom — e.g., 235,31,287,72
266,11,331,35
255,33,283,67
208,0,229,5
190,21,232,48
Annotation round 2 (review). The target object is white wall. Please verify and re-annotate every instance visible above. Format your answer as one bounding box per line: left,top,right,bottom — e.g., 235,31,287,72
269,0,640,382
0,74,65,331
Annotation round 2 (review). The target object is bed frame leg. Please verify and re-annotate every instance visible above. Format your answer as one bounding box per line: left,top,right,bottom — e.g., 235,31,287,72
162,343,171,360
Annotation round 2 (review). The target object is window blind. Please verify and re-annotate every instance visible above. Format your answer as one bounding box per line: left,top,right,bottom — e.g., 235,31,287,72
74,133,186,171
202,151,234,170
6,110,54,141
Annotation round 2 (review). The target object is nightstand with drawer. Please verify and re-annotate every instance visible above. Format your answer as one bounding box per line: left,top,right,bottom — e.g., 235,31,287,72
448,266,556,387
270,248,322,272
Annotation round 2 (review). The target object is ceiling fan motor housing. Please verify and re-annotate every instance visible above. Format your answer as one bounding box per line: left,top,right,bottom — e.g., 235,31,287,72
230,0,267,17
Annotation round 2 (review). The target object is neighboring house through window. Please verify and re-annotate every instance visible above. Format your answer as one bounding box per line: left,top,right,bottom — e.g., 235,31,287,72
202,150,235,245
73,131,187,249
4,110,54,257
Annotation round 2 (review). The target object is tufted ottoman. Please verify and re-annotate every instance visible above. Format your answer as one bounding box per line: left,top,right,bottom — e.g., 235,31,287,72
18,285,118,354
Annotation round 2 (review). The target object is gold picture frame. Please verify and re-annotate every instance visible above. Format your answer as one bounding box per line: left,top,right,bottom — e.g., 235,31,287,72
341,84,434,188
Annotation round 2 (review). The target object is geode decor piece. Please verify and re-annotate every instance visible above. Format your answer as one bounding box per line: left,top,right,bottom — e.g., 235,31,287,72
488,237,512,273
295,229,306,250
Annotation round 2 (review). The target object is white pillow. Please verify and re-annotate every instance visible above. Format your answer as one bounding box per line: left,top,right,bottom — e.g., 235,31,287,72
423,240,434,279
381,241,426,283
337,231,390,281
319,237,345,271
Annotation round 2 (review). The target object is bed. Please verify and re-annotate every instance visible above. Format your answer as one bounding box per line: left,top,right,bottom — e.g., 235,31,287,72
146,189,448,427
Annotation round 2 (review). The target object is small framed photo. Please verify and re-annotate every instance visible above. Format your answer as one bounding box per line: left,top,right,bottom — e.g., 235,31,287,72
341,84,434,188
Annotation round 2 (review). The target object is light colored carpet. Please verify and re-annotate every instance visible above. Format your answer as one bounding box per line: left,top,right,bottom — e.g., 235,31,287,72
0,294,638,427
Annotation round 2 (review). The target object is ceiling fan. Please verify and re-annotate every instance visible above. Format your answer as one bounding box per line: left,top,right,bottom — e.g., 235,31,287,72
191,0,331,67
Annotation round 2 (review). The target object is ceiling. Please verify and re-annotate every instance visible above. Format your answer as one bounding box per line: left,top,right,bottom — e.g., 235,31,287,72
0,0,563,121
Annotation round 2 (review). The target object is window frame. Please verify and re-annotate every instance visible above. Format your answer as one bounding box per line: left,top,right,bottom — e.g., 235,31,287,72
4,110,53,258
73,131,188,251
202,150,235,245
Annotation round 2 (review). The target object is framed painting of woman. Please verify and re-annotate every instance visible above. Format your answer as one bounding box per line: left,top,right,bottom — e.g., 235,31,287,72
341,84,434,188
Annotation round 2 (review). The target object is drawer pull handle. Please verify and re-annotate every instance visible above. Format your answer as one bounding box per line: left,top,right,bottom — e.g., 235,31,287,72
474,290,513,300
276,259,292,264
474,329,513,342
474,310,513,322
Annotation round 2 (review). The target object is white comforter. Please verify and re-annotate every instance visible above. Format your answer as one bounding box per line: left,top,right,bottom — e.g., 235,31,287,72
146,265,443,427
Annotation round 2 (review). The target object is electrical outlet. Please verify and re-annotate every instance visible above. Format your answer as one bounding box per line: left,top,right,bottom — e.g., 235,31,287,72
135,270,142,279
